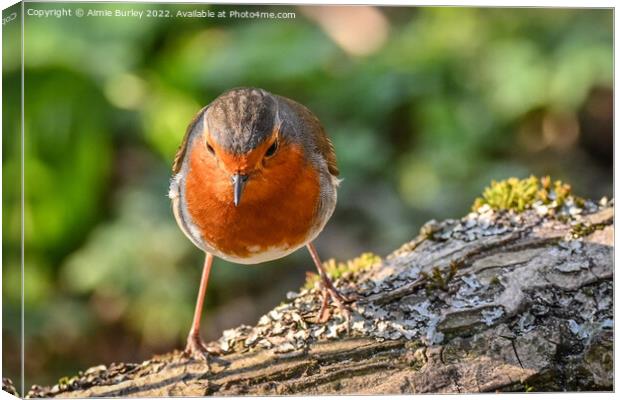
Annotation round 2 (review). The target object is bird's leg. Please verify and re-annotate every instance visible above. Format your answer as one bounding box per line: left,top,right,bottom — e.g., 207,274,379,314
184,253,215,363
317,286,331,323
307,243,352,323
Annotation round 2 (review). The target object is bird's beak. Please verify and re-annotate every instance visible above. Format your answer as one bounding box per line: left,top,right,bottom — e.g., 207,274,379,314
231,173,249,207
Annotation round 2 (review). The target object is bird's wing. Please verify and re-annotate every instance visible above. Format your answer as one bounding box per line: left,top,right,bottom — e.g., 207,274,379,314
318,130,340,177
278,96,339,177
172,105,209,174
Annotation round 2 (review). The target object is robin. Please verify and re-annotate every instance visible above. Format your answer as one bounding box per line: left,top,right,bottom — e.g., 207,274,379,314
169,87,350,361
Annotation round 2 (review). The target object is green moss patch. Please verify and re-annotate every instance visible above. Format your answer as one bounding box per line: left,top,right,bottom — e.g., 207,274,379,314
472,175,579,213
421,260,460,293
569,221,609,239
303,252,382,290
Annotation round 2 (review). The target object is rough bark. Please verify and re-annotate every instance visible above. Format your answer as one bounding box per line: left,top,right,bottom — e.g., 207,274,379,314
23,201,614,397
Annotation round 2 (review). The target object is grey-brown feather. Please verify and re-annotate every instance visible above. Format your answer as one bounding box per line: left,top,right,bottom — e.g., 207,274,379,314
172,105,208,174
275,95,339,177
207,88,278,155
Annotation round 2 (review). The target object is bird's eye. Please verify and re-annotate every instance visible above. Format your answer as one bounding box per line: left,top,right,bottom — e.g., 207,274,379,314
265,139,278,158
206,142,215,156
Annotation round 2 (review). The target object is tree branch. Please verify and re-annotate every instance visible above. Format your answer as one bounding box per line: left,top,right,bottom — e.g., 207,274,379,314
23,201,614,397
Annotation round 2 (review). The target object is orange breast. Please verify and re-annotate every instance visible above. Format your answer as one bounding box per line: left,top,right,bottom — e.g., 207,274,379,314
184,140,321,259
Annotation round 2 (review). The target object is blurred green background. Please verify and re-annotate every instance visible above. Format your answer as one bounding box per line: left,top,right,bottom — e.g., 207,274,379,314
2,3,613,388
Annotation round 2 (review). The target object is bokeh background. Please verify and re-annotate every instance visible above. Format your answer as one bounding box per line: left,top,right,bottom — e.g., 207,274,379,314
2,3,613,388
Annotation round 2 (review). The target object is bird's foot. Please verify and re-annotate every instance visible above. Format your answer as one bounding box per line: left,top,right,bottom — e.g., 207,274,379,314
183,333,220,370
316,282,357,324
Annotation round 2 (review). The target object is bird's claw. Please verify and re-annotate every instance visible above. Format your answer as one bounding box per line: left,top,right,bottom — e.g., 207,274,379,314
316,283,356,324
183,334,218,369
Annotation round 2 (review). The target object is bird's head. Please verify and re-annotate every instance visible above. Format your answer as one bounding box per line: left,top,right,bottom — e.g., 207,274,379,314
187,88,307,207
